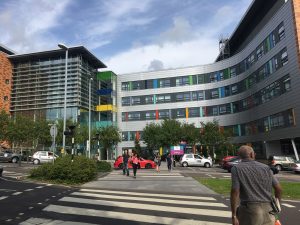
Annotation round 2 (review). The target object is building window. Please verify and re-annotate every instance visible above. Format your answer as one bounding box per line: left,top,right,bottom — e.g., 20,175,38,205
278,23,285,40
122,97,131,106
159,79,171,88
132,81,140,90
210,73,218,83
5,79,10,84
122,82,130,91
282,76,291,92
175,109,185,118
157,94,171,103
281,50,288,66
176,92,190,102
128,112,141,121
159,110,169,119
176,76,189,86
131,96,141,105
230,67,236,77
256,44,264,60
211,90,219,99
122,132,128,141
3,96,8,101
189,108,199,117
145,95,154,104
231,85,238,94
145,111,156,120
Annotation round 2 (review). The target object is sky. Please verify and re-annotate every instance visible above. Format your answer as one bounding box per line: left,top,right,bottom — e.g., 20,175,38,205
0,0,252,74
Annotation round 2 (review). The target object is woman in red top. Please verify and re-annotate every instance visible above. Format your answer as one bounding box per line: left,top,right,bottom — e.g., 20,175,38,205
131,153,139,178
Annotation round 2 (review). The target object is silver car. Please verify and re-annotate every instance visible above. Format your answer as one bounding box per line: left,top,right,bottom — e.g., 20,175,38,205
0,150,20,163
292,161,300,174
32,151,59,165
180,154,212,168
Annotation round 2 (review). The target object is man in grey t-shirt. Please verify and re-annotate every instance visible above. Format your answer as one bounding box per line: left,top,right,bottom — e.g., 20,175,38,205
230,145,282,225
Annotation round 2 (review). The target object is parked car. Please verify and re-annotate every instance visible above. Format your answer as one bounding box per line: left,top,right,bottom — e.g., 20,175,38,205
0,149,20,163
224,157,241,172
32,151,59,165
0,165,3,177
179,154,212,168
113,156,156,169
269,156,296,171
291,161,300,174
220,155,238,168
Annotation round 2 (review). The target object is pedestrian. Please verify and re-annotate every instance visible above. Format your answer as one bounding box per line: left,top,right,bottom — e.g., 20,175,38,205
122,150,129,176
131,153,139,178
154,153,161,173
166,153,172,172
173,155,176,167
230,145,282,225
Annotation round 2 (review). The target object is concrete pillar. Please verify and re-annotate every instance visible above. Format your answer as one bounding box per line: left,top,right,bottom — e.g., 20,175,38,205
291,139,299,161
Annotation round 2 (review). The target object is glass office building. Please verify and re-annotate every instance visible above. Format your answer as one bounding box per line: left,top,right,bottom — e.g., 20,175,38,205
117,0,300,158
8,46,106,124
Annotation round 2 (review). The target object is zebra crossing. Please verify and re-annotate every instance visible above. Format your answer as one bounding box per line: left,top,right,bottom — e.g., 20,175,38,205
20,188,232,225
2,170,25,179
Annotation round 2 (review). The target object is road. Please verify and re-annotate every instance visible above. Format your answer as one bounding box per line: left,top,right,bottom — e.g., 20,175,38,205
0,162,299,224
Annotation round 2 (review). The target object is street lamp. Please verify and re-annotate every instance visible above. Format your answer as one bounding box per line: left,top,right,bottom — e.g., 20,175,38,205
58,43,68,153
88,77,93,159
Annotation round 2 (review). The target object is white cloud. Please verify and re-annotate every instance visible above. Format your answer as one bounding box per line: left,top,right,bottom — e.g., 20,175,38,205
106,38,218,74
148,59,164,71
0,0,71,53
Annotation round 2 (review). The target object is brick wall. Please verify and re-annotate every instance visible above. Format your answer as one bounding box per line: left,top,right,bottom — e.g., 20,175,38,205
0,52,12,113
292,0,300,69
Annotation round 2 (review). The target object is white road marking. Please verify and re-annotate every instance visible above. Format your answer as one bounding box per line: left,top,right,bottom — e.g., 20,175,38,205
44,205,231,225
52,196,56,198
0,196,8,200
5,219,12,222
19,213,24,215
38,203,42,205
20,217,97,225
12,192,22,195
28,207,34,210
79,188,216,201
282,203,296,208
71,192,225,207
223,176,231,178
35,186,44,189
24,189,34,192
61,196,229,216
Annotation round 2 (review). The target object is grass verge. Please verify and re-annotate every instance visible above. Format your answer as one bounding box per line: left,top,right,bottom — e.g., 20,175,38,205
195,177,300,200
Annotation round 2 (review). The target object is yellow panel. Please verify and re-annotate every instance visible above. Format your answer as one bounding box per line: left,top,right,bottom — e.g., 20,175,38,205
96,105,118,112
186,108,189,120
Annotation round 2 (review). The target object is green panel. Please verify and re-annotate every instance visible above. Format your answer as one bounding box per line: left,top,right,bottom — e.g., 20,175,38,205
269,60,273,74
230,103,233,114
238,125,241,136
200,107,203,117
129,81,132,91
153,95,156,104
189,75,193,85
245,79,249,89
266,38,270,51
224,68,229,79
97,71,112,80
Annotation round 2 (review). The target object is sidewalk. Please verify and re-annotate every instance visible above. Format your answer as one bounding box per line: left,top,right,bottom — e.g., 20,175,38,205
82,162,217,195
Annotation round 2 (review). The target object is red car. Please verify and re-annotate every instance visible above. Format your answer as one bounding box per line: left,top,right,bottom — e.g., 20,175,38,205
114,156,156,169
220,156,238,168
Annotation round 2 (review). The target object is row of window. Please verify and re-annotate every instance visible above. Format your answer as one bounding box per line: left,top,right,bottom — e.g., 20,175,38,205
121,75,291,121
225,109,295,136
122,48,288,106
121,108,295,141
121,22,285,91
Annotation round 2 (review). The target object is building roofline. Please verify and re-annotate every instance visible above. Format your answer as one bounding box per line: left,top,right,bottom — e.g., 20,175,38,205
0,44,15,55
8,45,107,68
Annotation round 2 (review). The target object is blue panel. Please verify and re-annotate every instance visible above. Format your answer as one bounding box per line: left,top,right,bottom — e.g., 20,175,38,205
97,89,113,95
220,87,225,98
153,79,158,88
216,72,220,81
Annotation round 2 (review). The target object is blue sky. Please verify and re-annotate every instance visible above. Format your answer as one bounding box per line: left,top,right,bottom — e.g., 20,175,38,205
0,0,252,74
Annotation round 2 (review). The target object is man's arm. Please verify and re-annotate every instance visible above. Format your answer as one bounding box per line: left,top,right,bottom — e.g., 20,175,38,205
230,167,240,225
273,183,282,201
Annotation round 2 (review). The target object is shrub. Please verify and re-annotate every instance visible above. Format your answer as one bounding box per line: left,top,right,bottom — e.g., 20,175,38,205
29,155,98,184
96,160,112,172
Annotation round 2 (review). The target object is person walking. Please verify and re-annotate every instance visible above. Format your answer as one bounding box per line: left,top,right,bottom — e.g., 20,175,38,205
166,153,172,172
122,150,129,176
154,153,161,173
230,145,282,225
131,153,139,178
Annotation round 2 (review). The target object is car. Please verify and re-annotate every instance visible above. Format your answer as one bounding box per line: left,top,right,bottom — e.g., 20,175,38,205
0,165,3,177
113,156,156,169
0,149,20,163
269,156,296,171
291,161,300,174
220,155,238,168
179,154,212,168
32,151,59,165
224,157,241,172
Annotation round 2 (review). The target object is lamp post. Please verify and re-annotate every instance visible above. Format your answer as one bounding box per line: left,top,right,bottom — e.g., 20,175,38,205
88,77,93,159
58,43,68,153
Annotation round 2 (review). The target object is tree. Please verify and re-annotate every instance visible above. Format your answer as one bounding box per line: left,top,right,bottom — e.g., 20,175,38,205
142,122,161,152
134,137,142,156
181,122,199,153
200,120,231,159
97,126,121,160
0,110,10,145
32,119,52,149
160,119,182,147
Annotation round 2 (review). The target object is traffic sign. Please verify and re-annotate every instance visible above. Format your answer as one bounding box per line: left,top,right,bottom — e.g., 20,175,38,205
50,125,57,138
